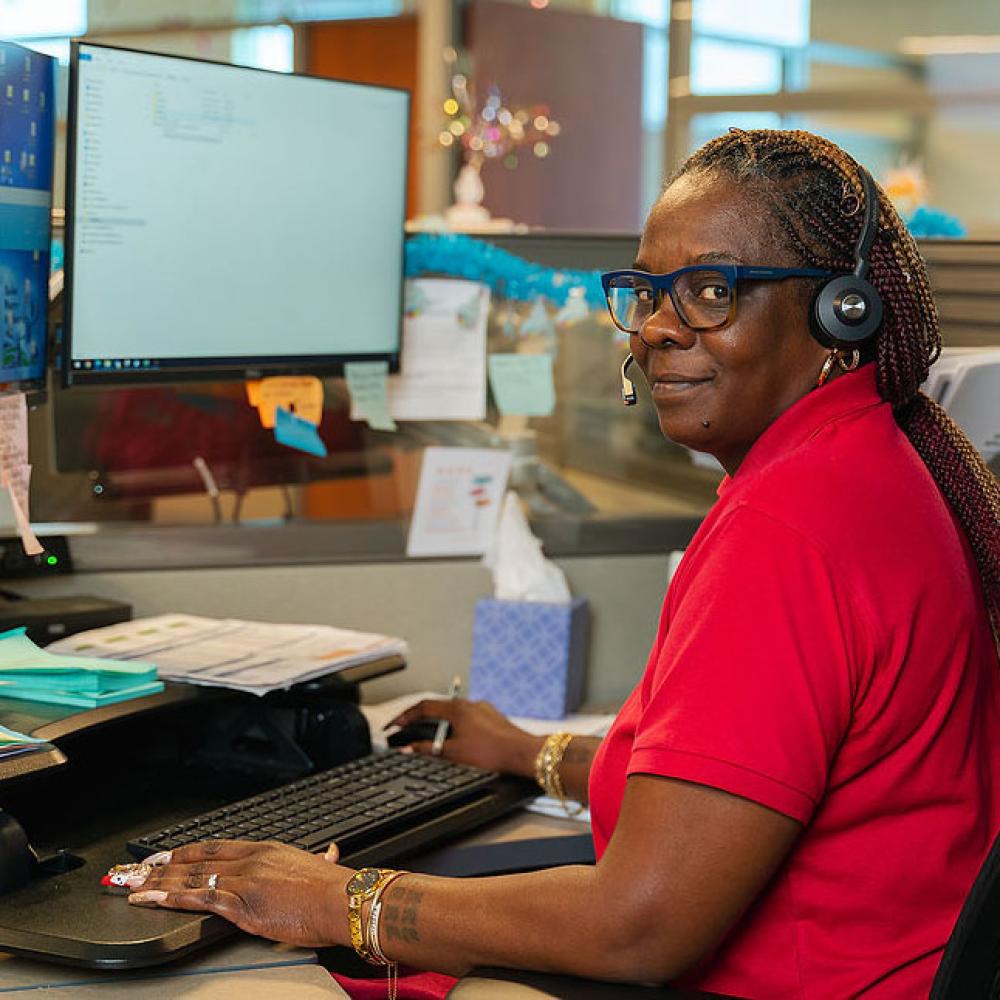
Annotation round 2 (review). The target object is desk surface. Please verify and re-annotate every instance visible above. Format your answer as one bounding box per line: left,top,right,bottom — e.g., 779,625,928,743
0,806,587,996
0,937,346,996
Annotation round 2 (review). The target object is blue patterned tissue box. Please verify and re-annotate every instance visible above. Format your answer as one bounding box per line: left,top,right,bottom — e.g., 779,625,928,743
468,598,589,720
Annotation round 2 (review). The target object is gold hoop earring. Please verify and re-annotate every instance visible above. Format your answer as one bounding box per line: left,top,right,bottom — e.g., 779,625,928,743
838,348,861,373
817,350,838,387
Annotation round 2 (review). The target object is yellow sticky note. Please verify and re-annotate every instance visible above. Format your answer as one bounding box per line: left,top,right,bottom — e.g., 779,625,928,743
248,375,324,429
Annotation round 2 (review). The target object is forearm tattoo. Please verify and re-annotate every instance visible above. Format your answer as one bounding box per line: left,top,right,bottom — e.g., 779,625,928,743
381,885,423,945
562,742,595,766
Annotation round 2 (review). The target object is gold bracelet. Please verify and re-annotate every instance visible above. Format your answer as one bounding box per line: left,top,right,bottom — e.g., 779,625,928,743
533,732,585,817
368,870,409,965
367,870,409,1000
345,867,397,964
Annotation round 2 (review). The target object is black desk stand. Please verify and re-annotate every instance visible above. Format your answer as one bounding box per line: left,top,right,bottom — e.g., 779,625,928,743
0,656,403,969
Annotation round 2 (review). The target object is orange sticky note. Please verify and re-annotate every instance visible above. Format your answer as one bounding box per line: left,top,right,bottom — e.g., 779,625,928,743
247,375,324,429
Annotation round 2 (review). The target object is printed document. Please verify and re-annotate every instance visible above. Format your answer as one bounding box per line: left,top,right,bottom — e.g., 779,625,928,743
406,446,512,558
48,614,409,697
350,279,489,422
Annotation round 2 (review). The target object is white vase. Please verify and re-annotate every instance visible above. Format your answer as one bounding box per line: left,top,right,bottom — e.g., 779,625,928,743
445,162,492,228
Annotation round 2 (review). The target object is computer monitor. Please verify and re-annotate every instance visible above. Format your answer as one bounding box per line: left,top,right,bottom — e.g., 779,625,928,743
62,42,408,386
0,39,55,396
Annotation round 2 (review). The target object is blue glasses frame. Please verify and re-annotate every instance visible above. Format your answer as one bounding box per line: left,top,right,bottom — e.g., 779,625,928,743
601,264,832,334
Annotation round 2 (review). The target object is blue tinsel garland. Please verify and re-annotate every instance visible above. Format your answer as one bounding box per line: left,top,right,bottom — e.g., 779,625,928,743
903,205,967,239
404,233,607,310
403,212,968,314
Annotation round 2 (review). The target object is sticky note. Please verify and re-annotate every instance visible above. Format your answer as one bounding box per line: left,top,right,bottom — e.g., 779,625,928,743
0,395,43,556
488,353,556,417
344,361,397,431
1,467,42,557
247,375,323,429
521,296,556,339
274,406,328,457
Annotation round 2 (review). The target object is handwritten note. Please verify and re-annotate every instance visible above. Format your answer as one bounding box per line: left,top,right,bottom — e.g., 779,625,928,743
0,394,42,555
245,375,323,429
345,361,397,432
488,353,556,417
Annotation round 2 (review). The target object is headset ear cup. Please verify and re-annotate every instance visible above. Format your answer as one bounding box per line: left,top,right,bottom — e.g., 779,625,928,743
809,281,838,349
812,274,883,345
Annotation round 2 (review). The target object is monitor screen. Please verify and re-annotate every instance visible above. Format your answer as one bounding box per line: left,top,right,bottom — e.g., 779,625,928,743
63,42,408,386
0,39,55,396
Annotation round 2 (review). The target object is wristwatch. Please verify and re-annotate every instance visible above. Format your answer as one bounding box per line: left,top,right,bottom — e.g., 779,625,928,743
345,867,396,961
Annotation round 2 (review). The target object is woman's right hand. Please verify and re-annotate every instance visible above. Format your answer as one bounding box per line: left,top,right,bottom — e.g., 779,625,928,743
386,697,544,777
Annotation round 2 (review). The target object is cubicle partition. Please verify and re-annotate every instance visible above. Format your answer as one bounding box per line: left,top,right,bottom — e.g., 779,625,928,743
21,234,1000,706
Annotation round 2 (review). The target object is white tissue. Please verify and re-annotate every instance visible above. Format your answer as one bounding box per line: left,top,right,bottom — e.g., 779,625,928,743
482,492,572,602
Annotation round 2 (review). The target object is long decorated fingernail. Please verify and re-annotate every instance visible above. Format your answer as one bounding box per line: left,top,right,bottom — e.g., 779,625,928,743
102,863,152,895
144,851,173,866
129,890,168,905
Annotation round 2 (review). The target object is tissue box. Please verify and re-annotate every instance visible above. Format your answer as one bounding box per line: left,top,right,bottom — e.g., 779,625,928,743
468,598,589,720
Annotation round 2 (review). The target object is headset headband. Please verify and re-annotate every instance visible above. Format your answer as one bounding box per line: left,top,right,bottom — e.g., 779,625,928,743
853,165,878,281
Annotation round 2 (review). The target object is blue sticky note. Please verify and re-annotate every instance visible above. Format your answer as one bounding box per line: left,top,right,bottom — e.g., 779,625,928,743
274,406,328,457
488,353,556,417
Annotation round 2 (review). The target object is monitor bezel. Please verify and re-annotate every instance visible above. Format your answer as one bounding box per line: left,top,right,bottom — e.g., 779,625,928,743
62,40,408,388
0,39,56,398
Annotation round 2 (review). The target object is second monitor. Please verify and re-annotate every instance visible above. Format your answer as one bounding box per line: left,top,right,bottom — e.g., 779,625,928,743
63,42,409,386
0,39,55,397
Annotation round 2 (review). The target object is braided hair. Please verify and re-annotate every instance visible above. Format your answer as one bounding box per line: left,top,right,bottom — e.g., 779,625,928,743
673,128,1000,651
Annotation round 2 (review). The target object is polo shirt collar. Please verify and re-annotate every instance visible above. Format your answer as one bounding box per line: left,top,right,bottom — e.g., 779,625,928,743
716,364,884,497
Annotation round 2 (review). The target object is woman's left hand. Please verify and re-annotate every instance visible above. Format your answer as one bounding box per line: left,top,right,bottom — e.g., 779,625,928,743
127,839,350,948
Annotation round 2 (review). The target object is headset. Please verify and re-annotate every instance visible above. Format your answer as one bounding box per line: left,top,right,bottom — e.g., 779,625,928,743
809,163,884,349
619,163,884,406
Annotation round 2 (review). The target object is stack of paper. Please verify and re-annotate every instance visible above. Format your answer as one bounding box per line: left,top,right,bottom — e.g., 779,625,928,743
47,614,409,697
0,628,164,709
0,722,50,761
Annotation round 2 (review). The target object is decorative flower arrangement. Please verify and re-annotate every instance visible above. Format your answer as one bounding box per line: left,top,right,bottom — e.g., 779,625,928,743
437,49,561,230
437,72,560,172
883,162,928,218
883,161,966,238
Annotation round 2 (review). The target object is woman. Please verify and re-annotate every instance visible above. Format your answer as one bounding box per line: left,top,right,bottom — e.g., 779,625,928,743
127,130,1000,999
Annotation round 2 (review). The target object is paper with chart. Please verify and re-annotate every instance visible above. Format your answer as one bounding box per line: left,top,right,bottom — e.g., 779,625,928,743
406,446,512,557
351,278,489,422
0,393,42,555
47,614,409,696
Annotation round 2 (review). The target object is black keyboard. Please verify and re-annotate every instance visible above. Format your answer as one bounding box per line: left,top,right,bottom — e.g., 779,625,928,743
128,751,535,865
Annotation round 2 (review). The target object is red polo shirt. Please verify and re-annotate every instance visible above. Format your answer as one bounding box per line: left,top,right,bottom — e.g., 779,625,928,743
589,366,1000,998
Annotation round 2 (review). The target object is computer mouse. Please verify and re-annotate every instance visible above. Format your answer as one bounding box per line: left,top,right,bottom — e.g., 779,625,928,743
386,719,451,748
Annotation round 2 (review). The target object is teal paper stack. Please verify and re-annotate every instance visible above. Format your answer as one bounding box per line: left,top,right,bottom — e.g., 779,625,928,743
0,628,163,708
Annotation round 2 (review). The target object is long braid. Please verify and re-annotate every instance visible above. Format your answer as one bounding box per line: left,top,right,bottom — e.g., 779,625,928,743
675,129,1000,650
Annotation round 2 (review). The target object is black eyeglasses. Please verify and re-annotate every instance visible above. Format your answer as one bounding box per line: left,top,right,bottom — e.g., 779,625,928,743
601,264,831,335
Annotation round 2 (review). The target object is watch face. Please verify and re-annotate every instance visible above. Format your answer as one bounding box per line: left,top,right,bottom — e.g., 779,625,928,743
347,868,383,895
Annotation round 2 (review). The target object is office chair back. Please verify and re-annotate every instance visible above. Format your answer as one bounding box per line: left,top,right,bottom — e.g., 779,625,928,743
930,826,1000,999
